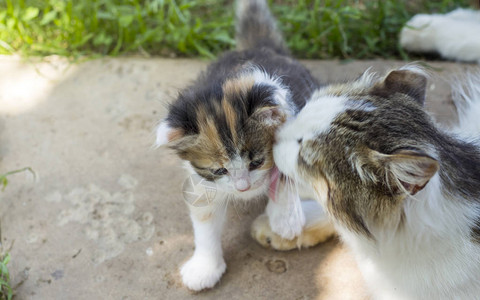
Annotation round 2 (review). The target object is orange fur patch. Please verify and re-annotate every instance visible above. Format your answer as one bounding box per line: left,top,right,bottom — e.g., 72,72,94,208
167,128,184,142
190,106,229,168
221,99,238,144
197,106,222,147
222,76,255,99
222,76,255,147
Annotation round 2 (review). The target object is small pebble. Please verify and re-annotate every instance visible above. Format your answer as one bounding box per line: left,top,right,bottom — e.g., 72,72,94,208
146,247,153,256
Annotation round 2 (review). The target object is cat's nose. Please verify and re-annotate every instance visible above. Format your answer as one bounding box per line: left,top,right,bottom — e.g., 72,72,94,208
235,179,251,192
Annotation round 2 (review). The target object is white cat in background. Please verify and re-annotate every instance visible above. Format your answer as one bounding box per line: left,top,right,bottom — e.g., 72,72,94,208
400,8,480,63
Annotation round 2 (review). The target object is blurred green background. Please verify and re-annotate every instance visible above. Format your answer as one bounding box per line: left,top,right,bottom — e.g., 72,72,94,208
0,0,475,59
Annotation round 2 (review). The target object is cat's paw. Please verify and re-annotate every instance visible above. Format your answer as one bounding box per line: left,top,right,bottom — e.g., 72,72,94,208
180,253,226,291
251,214,299,251
266,201,305,240
251,213,335,251
268,210,305,240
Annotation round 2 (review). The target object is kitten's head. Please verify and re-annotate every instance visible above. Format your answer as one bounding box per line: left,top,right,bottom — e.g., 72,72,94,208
274,67,439,235
157,69,293,200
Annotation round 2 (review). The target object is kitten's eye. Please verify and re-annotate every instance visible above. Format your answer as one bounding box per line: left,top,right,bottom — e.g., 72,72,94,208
213,168,228,176
297,138,303,144
249,158,265,170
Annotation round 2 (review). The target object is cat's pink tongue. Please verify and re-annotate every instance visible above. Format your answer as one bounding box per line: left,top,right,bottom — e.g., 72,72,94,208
269,166,280,202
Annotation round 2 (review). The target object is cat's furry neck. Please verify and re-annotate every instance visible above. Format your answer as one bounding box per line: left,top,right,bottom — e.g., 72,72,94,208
436,134,480,202
412,132,480,243
366,129,480,242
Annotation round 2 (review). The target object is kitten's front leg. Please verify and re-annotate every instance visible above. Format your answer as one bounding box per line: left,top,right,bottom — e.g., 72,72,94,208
266,177,305,240
181,201,226,291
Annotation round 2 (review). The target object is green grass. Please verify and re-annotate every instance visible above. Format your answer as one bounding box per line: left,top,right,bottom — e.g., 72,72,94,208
0,199,12,300
0,168,34,191
0,0,474,59
0,252,12,300
0,167,34,300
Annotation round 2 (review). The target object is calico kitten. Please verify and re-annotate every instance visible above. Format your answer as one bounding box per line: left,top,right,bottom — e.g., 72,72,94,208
254,67,480,299
155,0,319,291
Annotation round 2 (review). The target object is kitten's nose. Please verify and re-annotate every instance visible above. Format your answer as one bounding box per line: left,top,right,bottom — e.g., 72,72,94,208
235,179,251,192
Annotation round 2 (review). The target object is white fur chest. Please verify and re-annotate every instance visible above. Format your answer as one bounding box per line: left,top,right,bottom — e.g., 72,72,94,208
339,228,480,300
335,176,480,300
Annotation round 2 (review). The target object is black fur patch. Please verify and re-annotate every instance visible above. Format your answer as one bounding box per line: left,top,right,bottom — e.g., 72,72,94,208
472,219,480,243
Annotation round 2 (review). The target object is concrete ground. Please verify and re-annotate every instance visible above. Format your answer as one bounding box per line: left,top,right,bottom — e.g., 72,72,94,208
0,56,476,300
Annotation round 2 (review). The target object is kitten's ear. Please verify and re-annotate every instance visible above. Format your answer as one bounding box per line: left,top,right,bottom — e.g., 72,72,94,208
252,106,287,127
372,149,439,195
155,121,185,147
375,68,427,106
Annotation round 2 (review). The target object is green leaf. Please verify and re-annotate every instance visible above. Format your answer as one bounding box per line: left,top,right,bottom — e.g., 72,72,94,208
22,7,40,22
40,10,58,26
3,254,10,265
210,31,234,45
93,32,113,46
72,33,94,47
97,11,116,20
0,40,15,53
0,279,10,286
118,15,134,27
1,177,8,191
193,41,214,58
0,11,7,22
0,262,8,275
6,18,15,29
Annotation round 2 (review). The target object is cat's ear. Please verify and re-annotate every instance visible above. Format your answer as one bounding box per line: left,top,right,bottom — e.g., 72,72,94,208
155,121,185,147
374,68,427,106
252,106,287,127
372,149,439,195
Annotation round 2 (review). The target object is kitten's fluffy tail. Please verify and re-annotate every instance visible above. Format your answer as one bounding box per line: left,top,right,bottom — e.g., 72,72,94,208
452,72,480,136
235,0,288,54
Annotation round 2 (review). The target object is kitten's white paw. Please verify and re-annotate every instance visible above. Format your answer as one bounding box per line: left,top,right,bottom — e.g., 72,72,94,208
180,253,226,291
252,213,335,251
252,214,299,250
269,210,305,240
267,200,305,240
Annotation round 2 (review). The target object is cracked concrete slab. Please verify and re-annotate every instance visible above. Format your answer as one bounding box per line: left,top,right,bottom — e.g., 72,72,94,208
0,56,476,299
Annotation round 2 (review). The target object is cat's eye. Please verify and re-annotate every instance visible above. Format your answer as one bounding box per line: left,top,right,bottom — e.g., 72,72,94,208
249,158,265,170
297,138,303,144
213,168,228,176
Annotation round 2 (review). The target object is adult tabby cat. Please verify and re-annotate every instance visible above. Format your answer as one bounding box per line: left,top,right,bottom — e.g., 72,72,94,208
156,0,318,291
254,67,480,299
